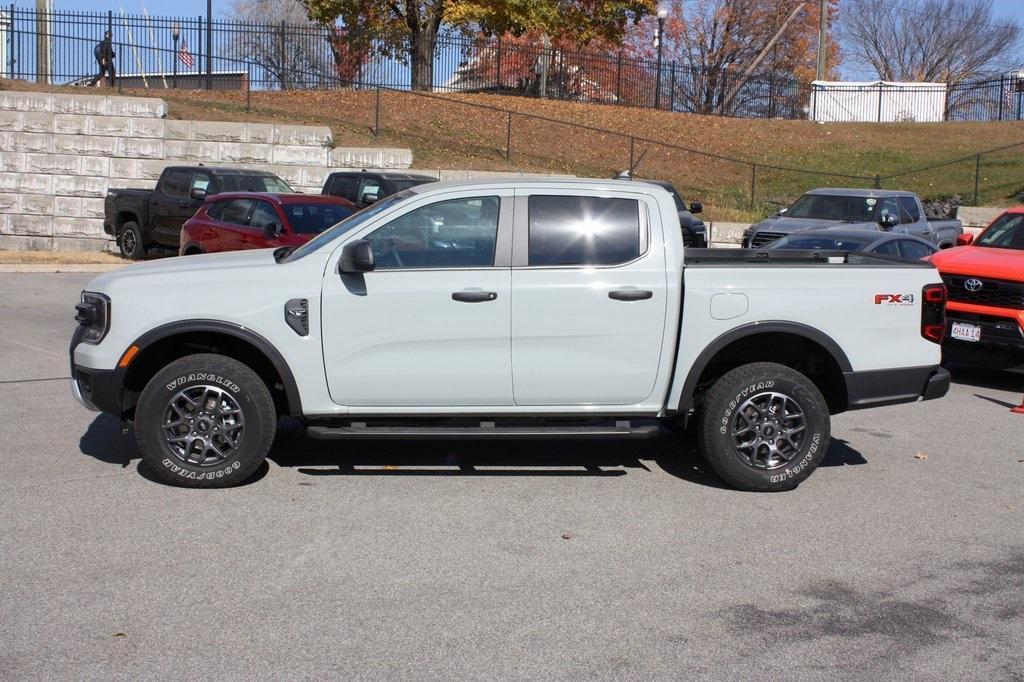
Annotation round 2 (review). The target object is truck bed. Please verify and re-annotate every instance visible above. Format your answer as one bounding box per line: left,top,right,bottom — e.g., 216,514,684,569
683,248,935,268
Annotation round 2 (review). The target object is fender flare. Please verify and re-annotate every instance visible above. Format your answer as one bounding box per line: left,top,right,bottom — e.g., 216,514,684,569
119,319,302,416
675,321,853,413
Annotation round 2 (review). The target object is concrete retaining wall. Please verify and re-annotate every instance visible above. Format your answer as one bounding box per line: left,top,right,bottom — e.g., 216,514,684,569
0,90,411,252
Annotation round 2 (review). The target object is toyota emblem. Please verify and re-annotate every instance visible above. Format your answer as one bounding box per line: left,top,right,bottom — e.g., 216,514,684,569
964,278,984,292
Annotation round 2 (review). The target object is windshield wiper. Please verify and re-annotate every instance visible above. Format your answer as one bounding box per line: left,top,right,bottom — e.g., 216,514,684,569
273,246,296,263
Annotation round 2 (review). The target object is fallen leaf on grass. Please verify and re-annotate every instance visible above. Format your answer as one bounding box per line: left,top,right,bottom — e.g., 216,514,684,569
561,532,573,540
914,453,928,460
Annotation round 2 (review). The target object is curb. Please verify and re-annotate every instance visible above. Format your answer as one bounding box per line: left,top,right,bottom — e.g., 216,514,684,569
0,263,127,273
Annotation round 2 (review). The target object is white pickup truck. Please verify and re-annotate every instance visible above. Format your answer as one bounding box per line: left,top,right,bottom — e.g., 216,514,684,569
71,179,951,491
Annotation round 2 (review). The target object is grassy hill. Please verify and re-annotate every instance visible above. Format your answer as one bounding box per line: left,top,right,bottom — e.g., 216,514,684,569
6,79,1022,222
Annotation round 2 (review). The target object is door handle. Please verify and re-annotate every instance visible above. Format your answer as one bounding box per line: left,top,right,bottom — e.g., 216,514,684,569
452,291,497,303
609,289,653,301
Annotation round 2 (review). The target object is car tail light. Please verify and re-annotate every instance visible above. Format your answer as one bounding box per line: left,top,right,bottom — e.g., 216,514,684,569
921,283,946,343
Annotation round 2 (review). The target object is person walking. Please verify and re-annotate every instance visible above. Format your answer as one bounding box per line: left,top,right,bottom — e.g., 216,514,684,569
90,31,116,87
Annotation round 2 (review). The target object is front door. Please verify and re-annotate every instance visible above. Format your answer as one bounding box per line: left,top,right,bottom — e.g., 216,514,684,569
510,191,668,406
321,192,514,407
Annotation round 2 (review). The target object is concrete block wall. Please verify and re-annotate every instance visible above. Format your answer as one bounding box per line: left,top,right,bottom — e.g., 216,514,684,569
0,90,412,252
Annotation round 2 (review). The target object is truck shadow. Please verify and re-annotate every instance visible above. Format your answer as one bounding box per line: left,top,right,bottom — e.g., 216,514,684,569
79,415,868,489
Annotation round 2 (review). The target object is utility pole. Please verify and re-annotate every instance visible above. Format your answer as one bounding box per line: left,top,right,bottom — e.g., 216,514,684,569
721,1,806,111
815,0,827,81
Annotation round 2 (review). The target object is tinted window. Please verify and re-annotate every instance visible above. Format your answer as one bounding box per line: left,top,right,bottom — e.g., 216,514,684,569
283,191,410,263
898,240,933,260
191,172,212,195
220,199,254,226
898,196,921,222
366,196,500,269
528,195,640,266
329,175,360,201
976,213,1024,250
786,194,878,222
206,200,227,220
388,177,436,193
873,239,901,256
218,174,292,193
161,170,189,198
770,235,872,251
251,201,280,231
284,202,353,234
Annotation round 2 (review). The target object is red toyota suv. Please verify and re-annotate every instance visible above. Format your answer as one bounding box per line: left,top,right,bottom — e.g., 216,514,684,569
179,193,356,255
929,206,1024,371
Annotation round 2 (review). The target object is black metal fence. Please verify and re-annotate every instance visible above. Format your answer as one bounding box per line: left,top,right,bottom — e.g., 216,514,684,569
4,6,1021,121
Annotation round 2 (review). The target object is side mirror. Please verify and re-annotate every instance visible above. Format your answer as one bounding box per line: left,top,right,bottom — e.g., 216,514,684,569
689,201,703,214
879,213,898,229
778,207,788,215
956,233,974,246
191,187,208,200
360,193,379,205
339,239,374,274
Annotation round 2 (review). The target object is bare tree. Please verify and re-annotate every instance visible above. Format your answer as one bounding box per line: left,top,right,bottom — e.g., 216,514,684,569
840,0,1021,84
228,0,338,89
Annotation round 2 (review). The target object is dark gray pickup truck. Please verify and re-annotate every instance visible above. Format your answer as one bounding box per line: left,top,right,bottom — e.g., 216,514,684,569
104,166,292,259
743,188,962,249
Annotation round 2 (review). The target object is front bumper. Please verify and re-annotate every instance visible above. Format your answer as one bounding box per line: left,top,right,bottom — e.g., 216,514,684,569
942,308,1024,371
843,365,950,410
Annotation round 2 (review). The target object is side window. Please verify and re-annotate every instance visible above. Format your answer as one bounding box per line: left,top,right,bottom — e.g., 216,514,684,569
206,200,227,221
358,179,382,203
877,198,899,224
251,201,280,231
872,240,901,257
220,199,255,227
365,196,500,269
898,196,921,223
528,195,641,266
329,175,360,202
190,172,212,196
898,240,932,260
161,170,189,198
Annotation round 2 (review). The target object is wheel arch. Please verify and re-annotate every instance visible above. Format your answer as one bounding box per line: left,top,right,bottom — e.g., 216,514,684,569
117,320,302,418
676,322,853,416
115,209,141,232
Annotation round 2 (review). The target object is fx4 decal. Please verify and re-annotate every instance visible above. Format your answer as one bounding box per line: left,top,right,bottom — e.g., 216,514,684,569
874,293,915,305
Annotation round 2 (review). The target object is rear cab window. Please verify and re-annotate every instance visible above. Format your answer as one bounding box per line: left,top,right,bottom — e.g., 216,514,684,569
526,195,643,266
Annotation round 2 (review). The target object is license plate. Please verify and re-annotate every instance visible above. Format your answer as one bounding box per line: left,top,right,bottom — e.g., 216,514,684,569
950,322,981,342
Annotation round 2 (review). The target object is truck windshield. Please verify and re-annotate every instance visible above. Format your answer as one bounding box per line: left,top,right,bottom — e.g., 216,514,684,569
786,194,880,222
975,212,1024,250
283,202,356,234
281,191,410,262
770,234,874,251
389,178,437,193
219,174,293,193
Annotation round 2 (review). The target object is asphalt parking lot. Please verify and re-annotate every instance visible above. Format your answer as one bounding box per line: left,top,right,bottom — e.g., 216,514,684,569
1,272,1022,679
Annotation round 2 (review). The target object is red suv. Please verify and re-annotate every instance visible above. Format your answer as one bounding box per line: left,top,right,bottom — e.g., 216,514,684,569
929,206,1024,371
179,193,356,255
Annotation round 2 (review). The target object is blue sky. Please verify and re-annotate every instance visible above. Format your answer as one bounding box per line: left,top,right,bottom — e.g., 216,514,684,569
45,0,1024,23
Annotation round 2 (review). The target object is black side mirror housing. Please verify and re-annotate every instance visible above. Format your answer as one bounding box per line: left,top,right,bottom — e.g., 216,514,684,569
191,187,208,200
339,239,375,274
265,222,281,237
689,201,702,214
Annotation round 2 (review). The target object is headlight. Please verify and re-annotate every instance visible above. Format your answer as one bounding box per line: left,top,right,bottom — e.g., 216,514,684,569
75,292,110,344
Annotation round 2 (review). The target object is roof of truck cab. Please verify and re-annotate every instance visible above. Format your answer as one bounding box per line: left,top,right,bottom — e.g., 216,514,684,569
205,192,355,207
406,177,671,194
165,166,280,176
806,188,915,198
330,171,438,180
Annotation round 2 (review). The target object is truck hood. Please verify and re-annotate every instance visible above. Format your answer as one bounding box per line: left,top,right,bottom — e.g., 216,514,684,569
929,245,1024,282
87,249,280,292
752,216,854,233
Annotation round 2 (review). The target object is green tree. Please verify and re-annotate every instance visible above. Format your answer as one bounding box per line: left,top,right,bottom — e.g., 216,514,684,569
303,0,656,91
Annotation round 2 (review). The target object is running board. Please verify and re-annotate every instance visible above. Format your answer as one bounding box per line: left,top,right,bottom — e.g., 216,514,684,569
306,421,662,440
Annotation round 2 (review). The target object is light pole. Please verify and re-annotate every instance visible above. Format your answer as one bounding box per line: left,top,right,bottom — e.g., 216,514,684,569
654,5,668,109
172,24,180,89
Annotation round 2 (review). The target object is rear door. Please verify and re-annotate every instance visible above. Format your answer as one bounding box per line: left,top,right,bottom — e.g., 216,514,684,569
510,190,668,406
216,198,256,251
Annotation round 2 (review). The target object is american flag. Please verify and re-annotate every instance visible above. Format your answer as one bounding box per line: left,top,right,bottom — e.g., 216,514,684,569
178,40,195,68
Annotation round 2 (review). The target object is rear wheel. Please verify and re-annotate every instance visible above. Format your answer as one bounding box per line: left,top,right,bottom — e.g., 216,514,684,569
698,362,830,492
118,221,146,260
134,353,277,487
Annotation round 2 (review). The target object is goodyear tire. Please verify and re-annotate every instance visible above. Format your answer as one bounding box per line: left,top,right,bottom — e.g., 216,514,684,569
134,353,277,488
698,362,830,492
118,221,146,260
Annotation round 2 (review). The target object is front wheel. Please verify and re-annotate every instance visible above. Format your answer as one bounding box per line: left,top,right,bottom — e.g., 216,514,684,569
134,353,277,487
698,362,830,492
